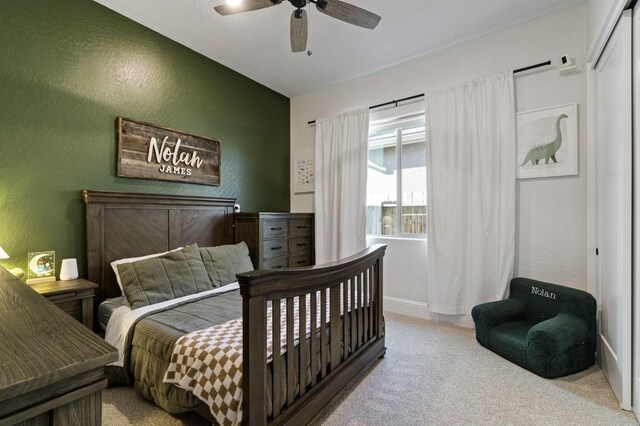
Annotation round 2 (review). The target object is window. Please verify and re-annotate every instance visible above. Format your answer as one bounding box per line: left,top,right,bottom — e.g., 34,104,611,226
366,109,426,237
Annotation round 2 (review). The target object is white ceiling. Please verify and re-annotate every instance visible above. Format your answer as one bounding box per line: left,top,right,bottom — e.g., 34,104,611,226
94,0,584,97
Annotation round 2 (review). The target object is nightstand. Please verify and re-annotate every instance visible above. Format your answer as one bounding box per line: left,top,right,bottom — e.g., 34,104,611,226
30,279,97,329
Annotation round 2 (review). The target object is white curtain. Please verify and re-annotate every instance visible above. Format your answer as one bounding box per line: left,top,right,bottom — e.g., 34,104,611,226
314,108,369,264
426,71,516,315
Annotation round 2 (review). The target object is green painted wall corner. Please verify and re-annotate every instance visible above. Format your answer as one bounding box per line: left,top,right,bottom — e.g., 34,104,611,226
0,0,290,277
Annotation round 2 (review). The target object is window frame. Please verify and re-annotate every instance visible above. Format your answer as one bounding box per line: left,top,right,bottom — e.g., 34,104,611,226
367,112,426,240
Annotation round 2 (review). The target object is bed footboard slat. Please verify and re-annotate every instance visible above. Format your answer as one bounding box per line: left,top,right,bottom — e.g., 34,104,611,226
310,292,318,387
356,277,366,347
356,274,362,348
329,285,341,371
320,289,328,379
365,269,376,338
298,295,307,397
358,273,364,347
350,277,357,353
272,299,282,418
342,281,350,358
369,266,375,338
366,268,370,339
364,269,369,341
286,297,295,408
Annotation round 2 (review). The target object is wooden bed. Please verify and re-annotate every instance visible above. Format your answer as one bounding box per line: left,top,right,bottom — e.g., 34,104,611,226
83,190,386,425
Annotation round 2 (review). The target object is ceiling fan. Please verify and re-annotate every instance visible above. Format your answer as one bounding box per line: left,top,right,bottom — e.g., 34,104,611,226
214,0,381,53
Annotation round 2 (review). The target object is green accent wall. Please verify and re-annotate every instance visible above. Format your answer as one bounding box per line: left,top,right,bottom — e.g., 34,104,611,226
0,0,290,277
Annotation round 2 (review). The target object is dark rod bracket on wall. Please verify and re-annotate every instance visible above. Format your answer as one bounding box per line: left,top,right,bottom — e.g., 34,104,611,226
307,60,551,125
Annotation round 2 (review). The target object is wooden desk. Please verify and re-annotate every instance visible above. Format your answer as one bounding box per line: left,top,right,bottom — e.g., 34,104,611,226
0,267,117,426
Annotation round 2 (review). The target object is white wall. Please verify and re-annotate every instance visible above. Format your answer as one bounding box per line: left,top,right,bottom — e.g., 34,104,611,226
291,5,588,316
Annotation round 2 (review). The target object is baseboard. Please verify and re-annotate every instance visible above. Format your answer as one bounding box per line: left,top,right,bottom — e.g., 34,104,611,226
383,296,430,320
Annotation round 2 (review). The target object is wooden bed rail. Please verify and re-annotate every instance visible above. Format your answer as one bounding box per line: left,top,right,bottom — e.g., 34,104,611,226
237,244,387,425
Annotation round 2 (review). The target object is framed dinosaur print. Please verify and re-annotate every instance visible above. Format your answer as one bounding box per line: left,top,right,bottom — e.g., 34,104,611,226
516,103,578,179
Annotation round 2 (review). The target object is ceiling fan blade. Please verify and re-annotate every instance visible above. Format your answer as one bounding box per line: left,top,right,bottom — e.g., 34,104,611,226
214,0,280,16
290,9,308,53
316,0,380,29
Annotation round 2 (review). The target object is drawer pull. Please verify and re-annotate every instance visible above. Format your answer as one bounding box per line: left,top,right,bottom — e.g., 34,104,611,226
271,227,283,231
296,226,307,229
272,266,283,269
271,246,283,251
296,260,306,264
297,243,307,247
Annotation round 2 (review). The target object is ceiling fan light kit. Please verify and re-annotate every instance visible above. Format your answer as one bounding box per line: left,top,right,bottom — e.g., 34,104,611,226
215,0,381,53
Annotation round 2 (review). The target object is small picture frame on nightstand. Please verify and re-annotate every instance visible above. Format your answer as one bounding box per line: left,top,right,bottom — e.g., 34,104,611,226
26,251,56,285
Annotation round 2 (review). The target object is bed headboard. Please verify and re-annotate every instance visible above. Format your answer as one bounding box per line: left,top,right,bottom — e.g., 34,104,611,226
83,190,236,305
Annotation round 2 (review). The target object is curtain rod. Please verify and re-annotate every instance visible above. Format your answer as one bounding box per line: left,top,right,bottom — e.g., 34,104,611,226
307,60,551,125
513,60,552,74
307,94,423,125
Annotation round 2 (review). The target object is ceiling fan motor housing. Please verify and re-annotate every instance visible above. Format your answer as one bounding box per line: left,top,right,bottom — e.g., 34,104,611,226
289,0,308,8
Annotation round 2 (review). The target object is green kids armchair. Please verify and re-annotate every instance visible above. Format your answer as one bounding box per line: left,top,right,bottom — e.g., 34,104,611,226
471,277,596,379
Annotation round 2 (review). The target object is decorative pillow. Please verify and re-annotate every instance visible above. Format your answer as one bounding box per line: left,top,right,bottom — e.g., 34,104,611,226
111,247,183,305
199,242,254,287
116,244,212,310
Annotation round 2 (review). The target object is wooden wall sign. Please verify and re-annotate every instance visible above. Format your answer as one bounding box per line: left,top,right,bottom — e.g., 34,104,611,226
117,116,221,186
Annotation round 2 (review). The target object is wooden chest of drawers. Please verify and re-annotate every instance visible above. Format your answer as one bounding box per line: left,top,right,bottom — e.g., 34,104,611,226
234,213,314,270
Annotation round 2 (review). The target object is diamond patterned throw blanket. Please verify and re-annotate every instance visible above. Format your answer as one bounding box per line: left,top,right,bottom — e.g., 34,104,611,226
163,297,312,426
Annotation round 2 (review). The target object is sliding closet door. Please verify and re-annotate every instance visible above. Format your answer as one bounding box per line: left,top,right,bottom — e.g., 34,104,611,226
595,9,632,410
634,5,640,418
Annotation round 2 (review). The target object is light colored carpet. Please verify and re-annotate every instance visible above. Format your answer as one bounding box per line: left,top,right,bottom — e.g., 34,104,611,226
103,313,637,425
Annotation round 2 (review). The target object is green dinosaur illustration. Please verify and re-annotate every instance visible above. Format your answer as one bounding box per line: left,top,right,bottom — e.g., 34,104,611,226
520,114,568,166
